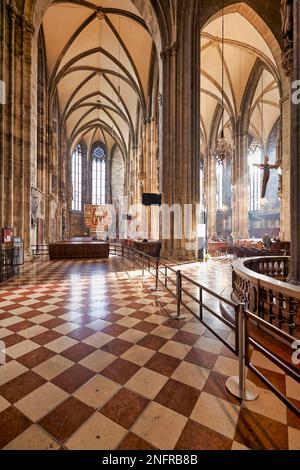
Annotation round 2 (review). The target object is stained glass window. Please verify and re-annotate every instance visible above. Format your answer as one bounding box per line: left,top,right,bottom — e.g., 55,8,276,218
92,143,106,205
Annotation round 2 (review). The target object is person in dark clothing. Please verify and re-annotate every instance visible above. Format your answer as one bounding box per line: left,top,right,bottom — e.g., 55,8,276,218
262,233,272,249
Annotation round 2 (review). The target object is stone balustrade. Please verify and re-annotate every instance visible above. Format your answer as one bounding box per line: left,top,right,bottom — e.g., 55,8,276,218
232,256,300,336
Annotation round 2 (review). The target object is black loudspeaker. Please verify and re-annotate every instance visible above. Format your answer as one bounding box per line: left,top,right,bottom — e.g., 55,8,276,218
142,193,162,206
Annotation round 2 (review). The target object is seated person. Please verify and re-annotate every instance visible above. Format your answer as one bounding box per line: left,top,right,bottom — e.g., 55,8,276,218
262,233,272,250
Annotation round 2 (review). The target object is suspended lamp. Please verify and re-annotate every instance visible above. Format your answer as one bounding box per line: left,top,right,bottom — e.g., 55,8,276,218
211,2,234,164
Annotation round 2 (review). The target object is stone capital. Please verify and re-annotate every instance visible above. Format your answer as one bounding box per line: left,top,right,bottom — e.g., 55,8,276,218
23,18,35,36
160,41,179,61
6,3,17,19
96,10,106,21
282,46,293,77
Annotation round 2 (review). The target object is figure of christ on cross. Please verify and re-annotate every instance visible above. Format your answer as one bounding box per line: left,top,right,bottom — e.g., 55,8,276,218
253,155,279,199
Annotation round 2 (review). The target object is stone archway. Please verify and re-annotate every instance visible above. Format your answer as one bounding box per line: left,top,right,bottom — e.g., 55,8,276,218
201,2,290,241
22,0,163,247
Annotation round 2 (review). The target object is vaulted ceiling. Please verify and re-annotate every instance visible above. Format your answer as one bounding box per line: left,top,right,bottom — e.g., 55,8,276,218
42,0,154,156
200,11,281,153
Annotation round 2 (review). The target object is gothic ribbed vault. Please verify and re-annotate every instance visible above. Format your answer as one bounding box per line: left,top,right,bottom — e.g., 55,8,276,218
41,0,155,157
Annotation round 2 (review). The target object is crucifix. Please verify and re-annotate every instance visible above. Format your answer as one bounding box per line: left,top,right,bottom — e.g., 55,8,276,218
253,155,279,199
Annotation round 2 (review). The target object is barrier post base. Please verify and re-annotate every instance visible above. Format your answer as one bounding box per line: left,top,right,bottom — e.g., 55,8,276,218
170,312,187,320
226,376,259,401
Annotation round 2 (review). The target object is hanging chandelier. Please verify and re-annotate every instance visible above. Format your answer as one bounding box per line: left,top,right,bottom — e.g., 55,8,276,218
212,129,234,164
211,2,234,164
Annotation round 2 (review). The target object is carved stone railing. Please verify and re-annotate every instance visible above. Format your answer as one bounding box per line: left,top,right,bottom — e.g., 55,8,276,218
232,257,300,336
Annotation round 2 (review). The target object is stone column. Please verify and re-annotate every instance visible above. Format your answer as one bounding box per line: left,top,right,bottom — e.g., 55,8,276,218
24,21,35,251
207,154,216,237
5,4,16,227
280,94,291,241
289,0,300,283
232,132,249,239
160,0,200,259
0,3,33,249
0,0,6,228
150,117,159,239
13,15,27,239
141,116,159,239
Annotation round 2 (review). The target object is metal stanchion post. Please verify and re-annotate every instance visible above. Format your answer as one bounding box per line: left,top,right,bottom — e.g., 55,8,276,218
199,286,203,321
151,259,159,292
226,303,259,401
142,255,144,277
165,266,167,288
171,270,186,320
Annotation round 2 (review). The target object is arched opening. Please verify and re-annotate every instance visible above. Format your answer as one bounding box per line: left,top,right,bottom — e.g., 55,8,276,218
200,3,284,243
26,0,161,243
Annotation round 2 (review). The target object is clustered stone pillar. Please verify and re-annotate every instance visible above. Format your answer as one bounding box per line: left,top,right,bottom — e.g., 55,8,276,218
0,0,6,229
0,2,34,251
141,116,159,239
160,0,200,259
206,154,217,237
232,131,249,239
280,93,291,241
289,0,300,283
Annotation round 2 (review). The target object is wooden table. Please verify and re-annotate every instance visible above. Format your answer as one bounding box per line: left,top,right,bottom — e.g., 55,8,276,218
49,241,109,259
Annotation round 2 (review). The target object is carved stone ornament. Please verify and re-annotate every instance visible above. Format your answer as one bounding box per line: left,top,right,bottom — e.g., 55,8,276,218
31,190,39,229
62,205,67,236
61,181,67,203
160,42,179,60
280,0,293,77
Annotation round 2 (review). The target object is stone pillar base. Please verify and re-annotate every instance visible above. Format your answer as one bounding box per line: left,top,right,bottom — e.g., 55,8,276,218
161,248,198,261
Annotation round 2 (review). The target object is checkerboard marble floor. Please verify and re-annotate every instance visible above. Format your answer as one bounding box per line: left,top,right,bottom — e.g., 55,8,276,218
0,256,299,450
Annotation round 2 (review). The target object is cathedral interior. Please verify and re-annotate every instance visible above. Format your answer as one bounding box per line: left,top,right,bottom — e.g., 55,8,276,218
0,0,300,453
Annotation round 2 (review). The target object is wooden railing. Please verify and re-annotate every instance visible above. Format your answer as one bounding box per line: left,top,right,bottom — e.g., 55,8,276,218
232,256,300,336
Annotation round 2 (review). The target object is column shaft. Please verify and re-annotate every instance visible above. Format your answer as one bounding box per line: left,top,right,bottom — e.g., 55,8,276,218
232,133,249,239
289,0,300,282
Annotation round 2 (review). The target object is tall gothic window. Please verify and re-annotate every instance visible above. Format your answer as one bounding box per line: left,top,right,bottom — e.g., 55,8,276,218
248,138,262,212
71,144,82,211
92,143,106,205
